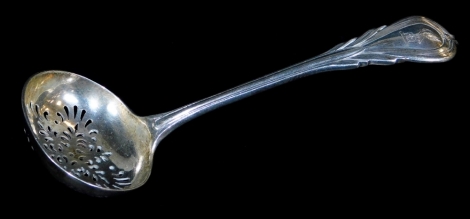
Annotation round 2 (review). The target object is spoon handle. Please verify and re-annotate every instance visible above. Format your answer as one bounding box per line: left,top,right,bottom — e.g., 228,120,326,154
152,16,456,141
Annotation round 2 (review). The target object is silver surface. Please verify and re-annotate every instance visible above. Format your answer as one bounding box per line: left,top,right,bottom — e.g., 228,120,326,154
22,16,456,197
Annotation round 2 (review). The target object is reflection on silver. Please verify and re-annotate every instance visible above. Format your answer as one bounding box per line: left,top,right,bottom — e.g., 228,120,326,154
63,93,79,105
88,98,99,110
106,102,118,116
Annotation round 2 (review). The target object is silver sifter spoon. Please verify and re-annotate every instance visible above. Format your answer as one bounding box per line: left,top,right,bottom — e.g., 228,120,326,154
22,16,456,197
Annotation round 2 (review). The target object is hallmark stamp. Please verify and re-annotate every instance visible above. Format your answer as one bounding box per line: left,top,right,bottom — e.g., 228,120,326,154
400,28,440,44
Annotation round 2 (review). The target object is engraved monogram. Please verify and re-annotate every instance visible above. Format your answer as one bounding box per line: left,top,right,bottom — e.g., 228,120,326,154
400,28,441,44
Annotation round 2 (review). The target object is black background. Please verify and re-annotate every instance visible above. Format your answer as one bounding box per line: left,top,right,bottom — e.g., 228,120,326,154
9,5,465,213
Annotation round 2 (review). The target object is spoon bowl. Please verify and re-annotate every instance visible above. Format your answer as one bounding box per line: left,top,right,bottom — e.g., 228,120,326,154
22,16,457,197
23,71,156,196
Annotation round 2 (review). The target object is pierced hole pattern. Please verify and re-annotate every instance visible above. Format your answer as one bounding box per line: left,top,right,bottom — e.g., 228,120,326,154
28,103,133,189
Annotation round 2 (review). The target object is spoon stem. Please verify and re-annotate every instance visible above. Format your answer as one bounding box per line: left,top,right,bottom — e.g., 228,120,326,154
151,16,456,142
154,51,359,137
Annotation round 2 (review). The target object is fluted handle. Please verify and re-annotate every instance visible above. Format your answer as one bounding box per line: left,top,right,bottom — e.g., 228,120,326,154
150,16,457,144
314,16,456,66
